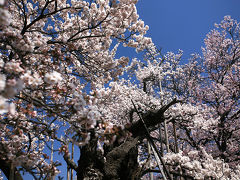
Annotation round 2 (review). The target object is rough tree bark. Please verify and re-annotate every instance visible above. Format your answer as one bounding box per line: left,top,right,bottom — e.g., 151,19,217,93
76,99,180,180
77,133,140,180
77,132,105,180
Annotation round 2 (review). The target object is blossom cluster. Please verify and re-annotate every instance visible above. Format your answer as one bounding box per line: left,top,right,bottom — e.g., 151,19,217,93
164,149,240,179
0,0,239,178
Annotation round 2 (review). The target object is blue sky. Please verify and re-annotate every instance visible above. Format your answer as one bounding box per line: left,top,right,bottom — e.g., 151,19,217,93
136,0,240,60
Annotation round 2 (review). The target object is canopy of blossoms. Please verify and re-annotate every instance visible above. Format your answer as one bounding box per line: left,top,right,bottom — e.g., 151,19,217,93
0,0,239,179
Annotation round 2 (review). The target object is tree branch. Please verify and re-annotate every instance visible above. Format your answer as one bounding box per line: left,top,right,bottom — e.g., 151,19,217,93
128,98,182,137
63,153,78,171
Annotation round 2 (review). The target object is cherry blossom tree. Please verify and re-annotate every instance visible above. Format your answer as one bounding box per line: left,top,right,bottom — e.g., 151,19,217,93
0,0,240,179
132,16,240,179
0,0,154,179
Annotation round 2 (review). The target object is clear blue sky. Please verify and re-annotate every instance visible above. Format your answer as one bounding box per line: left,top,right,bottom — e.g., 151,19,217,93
136,0,240,59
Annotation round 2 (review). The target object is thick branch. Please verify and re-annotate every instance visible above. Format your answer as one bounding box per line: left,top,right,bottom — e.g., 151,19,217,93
128,98,181,137
63,154,78,171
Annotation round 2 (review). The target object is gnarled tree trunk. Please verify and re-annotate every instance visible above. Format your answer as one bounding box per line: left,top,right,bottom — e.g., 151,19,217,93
77,136,140,180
